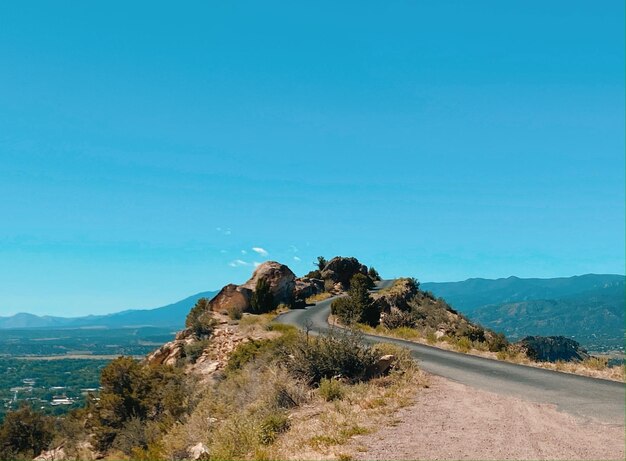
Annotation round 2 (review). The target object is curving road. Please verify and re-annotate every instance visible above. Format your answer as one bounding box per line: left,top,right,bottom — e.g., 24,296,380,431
276,280,625,425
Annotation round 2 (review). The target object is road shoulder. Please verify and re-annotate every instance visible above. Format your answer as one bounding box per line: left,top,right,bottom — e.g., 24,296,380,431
349,373,625,461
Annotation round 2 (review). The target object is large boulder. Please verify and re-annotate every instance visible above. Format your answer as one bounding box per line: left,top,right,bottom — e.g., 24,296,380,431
208,283,253,315
241,261,296,306
320,257,368,289
516,336,590,362
208,262,296,315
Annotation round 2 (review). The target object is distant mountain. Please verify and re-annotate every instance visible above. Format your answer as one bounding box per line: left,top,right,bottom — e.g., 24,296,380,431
422,274,624,313
422,274,625,350
0,291,218,330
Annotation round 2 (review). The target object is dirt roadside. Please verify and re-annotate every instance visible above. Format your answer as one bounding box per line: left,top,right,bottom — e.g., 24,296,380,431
349,374,625,460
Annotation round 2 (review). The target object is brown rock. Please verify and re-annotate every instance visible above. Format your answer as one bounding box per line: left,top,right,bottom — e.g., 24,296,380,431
241,261,296,306
365,354,396,378
294,277,324,301
320,256,368,288
208,283,252,315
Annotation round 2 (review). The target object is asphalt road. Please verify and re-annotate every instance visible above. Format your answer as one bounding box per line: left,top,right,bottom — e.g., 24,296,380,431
276,280,625,425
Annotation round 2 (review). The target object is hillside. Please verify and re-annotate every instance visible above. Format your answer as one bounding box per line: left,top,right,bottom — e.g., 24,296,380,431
0,291,217,330
422,275,625,351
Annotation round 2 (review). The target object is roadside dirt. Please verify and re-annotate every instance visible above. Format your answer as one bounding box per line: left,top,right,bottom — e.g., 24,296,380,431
350,374,625,460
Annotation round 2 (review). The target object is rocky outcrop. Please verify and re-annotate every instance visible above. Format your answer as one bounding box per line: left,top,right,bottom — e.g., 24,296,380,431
516,336,590,362
209,261,296,315
320,256,368,289
241,261,296,306
146,329,203,366
208,283,253,315
294,277,325,305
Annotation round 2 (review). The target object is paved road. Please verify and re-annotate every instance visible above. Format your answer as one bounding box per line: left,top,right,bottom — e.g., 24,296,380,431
276,280,625,425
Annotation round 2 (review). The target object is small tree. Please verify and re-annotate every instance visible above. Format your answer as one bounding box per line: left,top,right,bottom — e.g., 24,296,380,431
250,278,274,314
315,256,328,271
0,405,54,460
185,298,216,336
368,266,381,281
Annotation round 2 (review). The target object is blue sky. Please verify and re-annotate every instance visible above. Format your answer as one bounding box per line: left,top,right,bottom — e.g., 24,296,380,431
1,1,624,316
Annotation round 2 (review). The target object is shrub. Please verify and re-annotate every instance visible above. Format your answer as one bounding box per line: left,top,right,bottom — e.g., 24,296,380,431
381,309,416,329
331,297,359,325
318,378,345,401
258,411,290,445
456,337,472,353
368,266,381,281
251,278,275,314
0,405,54,460
487,332,509,352
184,339,210,363
305,269,322,279
226,339,271,373
583,356,608,370
185,298,217,336
285,328,381,384
316,256,328,271
93,357,192,452
425,331,437,344
228,304,243,320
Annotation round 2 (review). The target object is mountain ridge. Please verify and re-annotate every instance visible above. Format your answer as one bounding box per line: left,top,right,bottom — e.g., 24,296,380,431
0,291,218,329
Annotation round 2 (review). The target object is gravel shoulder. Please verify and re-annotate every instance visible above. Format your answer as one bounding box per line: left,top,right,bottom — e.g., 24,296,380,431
351,374,625,461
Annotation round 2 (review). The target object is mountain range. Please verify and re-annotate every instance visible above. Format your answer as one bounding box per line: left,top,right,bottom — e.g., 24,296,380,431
1,273,624,351
0,291,217,330
422,274,625,351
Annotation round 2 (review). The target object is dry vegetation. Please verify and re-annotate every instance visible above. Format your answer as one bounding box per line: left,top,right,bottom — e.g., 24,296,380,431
351,319,625,382
158,326,426,461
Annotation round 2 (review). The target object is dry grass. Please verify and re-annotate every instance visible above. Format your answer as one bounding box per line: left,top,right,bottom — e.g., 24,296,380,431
353,322,625,383
306,292,333,304
265,344,427,460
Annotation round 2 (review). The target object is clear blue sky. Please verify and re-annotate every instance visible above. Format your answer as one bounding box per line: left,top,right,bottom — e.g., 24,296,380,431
1,1,624,316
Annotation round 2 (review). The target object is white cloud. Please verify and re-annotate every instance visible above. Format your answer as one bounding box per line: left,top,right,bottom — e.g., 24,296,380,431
254,261,262,267
241,249,247,255
289,245,299,253
229,259,252,267
220,249,228,254
252,247,269,257
293,256,302,262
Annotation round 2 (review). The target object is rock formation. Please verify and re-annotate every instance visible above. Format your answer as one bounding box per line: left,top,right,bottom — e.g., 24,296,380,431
208,261,296,315
320,256,368,289
516,335,590,362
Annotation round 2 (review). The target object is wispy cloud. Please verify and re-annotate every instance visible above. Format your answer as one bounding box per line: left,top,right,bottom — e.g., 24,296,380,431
229,259,252,267
252,247,269,257
216,227,232,236
293,256,302,262
241,249,247,255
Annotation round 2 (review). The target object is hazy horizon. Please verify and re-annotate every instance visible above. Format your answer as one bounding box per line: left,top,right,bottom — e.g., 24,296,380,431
1,1,624,316
2,271,624,318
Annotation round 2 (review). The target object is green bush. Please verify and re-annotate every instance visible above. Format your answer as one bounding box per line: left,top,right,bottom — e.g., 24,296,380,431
0,405,54,460
226,339,271,373
318,378,344,401
456,337,472,353
185,298,217,336
381,309,416,329
368,266,381,281
331,297,358,325
258,411,290,445
184,339,210,363
285,329,380,384
228,304,243,320
487,332,509,352
251,279,275,314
